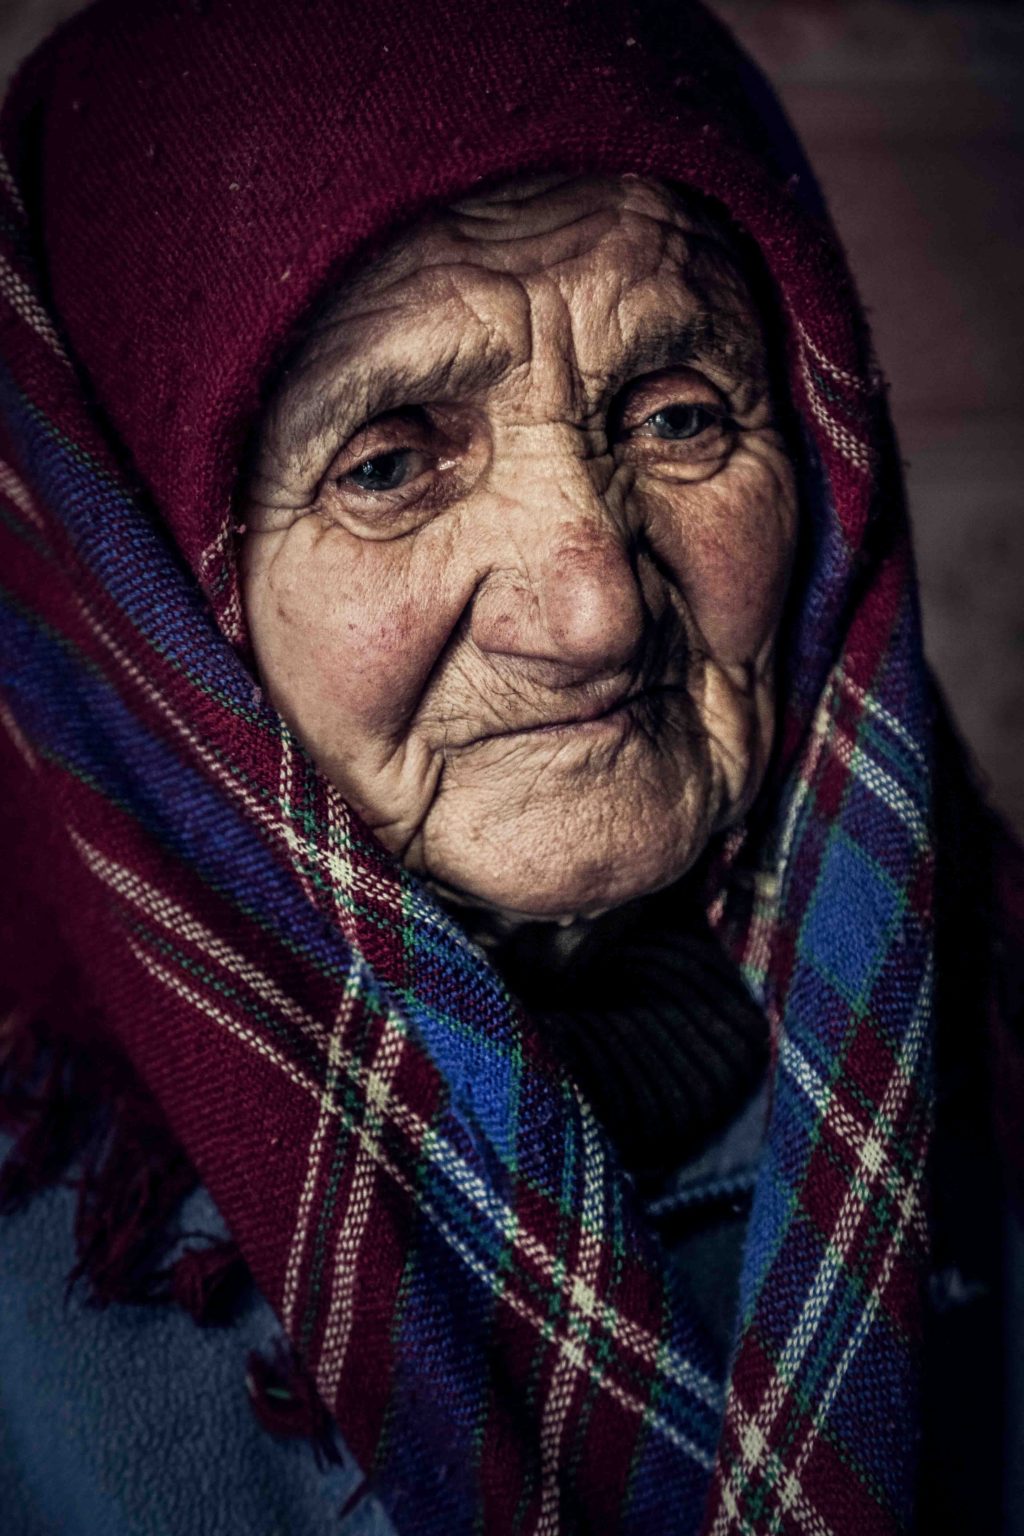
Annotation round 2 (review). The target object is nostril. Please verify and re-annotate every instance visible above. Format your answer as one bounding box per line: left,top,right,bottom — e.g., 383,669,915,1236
470,536,646,672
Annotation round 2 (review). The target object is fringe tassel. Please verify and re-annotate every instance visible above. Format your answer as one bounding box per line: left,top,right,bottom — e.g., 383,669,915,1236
67,1093,200,1309
0,1036,95,1212
1,1004,247,1316
0,1009,248,1319
245,1340,343,1470
171,1237,249,1324
1,1007,346,1472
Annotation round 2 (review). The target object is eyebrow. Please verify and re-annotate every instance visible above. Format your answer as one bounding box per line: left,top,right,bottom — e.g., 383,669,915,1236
266,339,515,467
261,305,765,479
614,313,761,388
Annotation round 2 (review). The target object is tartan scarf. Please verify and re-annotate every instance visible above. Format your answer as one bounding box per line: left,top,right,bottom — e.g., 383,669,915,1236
0,0,1012,1530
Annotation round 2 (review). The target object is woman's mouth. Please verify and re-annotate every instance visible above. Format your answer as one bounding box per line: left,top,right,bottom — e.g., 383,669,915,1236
468,688,654,747
514,692,641,736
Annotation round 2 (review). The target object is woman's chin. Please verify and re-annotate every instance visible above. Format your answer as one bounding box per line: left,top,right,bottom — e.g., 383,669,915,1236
423,837,703,925
409,757,726,922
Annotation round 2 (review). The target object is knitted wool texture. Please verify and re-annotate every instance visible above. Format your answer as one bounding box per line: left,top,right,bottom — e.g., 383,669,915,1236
0,0,1009,1530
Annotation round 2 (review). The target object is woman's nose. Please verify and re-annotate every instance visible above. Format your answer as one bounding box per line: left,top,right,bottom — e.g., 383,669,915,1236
469,494,646,677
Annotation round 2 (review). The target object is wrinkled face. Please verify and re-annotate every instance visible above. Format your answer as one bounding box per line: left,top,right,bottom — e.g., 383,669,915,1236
241,174,797,921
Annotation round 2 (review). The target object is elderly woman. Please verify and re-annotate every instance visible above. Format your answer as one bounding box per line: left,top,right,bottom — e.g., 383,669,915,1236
0,0,1020,1533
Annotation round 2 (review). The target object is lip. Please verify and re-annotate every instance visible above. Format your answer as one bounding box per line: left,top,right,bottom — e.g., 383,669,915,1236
479,690,643,743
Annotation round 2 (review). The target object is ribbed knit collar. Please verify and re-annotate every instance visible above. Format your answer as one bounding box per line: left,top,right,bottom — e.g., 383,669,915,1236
465,882,769,1178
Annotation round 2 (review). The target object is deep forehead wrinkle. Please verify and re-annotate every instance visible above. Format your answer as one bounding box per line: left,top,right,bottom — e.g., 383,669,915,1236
263,308,764,477
269,310,755,473
258,181,770,478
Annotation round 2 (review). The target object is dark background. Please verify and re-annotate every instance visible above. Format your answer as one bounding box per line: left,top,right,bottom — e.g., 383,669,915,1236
2,0,1021,833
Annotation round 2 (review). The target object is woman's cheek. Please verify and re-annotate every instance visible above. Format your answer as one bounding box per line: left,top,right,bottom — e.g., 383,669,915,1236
249,520,460,741
645,447,796,663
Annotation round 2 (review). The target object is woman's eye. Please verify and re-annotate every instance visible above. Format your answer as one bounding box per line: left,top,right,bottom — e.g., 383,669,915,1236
642,404,719,440
615,382,732,481
342,449,424,494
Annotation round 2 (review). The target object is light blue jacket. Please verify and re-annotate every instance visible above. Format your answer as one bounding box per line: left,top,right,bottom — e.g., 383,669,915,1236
0,1150,397,1536
0,1091,769,1536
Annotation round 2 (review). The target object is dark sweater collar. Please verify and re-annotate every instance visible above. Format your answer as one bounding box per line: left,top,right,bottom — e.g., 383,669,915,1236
460,881,769,1178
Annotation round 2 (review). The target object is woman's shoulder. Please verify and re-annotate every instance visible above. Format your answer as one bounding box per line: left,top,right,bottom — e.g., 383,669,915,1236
0,1133,392,1536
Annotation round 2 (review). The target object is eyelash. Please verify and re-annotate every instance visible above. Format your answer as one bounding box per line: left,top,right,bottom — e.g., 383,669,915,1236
338,402,723,490
317,380,736,543
336,393,727,482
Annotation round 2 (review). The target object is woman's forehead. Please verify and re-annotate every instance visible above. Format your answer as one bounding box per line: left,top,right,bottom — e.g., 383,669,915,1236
259,174,768,472
298,173,754,352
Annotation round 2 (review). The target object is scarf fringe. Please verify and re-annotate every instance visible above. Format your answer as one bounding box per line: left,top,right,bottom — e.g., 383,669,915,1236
245,1340,344,1469
0,1009,333,1455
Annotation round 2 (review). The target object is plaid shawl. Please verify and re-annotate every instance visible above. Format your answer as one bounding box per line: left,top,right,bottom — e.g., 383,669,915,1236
0,0,1014,1530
